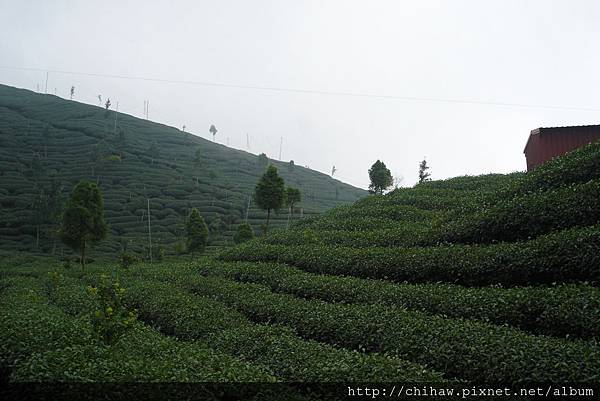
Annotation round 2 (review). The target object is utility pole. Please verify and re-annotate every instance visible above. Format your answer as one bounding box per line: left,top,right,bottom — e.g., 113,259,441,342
147,198,153,263
245,196,251,223
246,133,250,150
114,102,119,134
44,71,48,94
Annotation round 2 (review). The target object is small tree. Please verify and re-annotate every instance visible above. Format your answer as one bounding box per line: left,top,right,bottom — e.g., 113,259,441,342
254,165,285,234
105,99,111,110
209,124,218,141
70,86,75,100
418,159,431,183
285,187,301,218
186,208,208,258
59,181,107,270
368,160,393,195
257,153,269,167
233,222,254,244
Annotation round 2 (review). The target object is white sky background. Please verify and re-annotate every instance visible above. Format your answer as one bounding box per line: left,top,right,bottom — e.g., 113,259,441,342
1,0,600,188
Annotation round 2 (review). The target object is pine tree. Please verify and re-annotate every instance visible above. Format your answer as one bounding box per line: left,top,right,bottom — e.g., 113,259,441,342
254,165,285,234
418,159,431,183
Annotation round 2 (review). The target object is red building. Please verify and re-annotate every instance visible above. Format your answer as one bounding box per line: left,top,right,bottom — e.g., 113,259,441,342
524,124,600,171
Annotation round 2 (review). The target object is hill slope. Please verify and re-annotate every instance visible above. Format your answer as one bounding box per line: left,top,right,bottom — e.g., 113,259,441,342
1,132,599,388
0,84,366,256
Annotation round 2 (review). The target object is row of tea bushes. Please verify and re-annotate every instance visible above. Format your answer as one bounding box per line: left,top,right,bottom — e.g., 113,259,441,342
121,278,444,382
186,275,600,383
220,225,600,287
0,276,270,382
193,260,600,339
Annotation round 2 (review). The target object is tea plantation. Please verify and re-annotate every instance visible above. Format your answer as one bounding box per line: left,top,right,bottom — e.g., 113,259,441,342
1,93,600,396
0,84,365,257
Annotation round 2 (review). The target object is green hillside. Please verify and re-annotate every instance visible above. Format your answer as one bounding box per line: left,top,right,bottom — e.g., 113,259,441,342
2,83,600,390
0,84,366,257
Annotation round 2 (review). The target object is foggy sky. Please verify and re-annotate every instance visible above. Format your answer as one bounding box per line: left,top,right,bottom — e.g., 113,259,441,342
2,0,600,189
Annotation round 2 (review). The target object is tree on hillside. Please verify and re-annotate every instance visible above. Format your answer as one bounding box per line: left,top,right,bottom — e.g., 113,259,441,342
257,153,269,167
233,222,254,244
254,165,285,234
70,86,75,100
418,159,431,183
186,208,208,258
59,181,107,270
285,187,301,224
209,124,218,141
368,160,393,195
105,99,111,110
194,146,202,167
98,95,102,106
288,160,295,172
209,214,226,240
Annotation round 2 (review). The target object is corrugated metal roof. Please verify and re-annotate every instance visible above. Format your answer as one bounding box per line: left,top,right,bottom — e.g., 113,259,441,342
525,124,600,153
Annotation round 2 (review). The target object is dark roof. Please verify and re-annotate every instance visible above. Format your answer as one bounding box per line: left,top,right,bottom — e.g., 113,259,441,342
524,124,600,153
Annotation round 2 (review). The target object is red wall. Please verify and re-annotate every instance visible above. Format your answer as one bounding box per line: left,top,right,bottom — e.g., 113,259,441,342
525,126,600,171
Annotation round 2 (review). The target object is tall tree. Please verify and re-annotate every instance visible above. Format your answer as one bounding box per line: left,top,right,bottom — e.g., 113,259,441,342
254,165,285,234
285,187,301,220
59,181,107,269
418,159,431,183
209,124,218,141
186,208,208,258
368,160,393,195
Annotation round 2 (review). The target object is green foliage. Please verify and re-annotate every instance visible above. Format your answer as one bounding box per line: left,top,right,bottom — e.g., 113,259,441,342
87,274,137,345
368,160,393,194
119,251,139,268
233,222,255,244
186,208,208,257
59,181,107,269
197,261,600,340
254,165,285,234
219,225,600,287
257,152,269,167
188,275,600,383
285,187,301,210
119,273,443,382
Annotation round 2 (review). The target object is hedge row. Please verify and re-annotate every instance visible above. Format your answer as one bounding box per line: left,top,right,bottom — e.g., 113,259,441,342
193,260,600,339
0,276,274,383
219,225,600,287
442,179,600,244
509,140,600,195
121,278,443,382
186,275,600,383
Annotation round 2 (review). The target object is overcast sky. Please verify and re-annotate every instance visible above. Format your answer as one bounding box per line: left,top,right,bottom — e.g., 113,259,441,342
2,0,600,188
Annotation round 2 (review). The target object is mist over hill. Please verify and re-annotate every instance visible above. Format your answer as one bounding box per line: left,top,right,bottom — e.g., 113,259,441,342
0,84,366,256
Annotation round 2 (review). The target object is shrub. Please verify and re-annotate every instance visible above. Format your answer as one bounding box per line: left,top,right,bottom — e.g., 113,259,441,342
87,274,137,345
233,223,254,244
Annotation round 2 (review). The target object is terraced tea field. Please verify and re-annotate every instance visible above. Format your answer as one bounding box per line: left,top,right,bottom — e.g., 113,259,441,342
1,136,600,396
0,84,365,257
